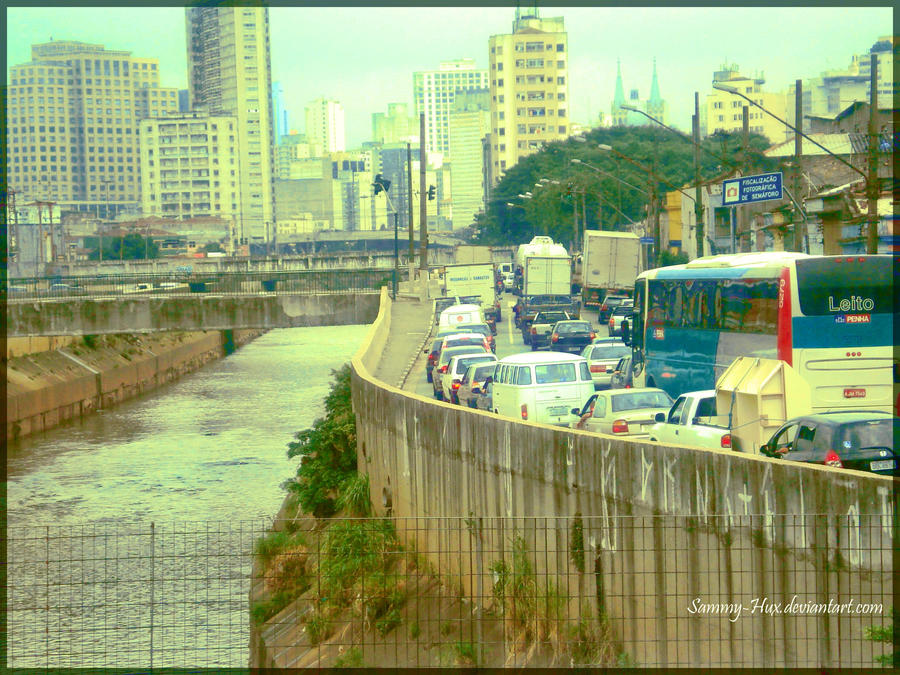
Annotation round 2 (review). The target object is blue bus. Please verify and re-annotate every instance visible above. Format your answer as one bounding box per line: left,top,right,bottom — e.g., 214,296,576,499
628,252,896,413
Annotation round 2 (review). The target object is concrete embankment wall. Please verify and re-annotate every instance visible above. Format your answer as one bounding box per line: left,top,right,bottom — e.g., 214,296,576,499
350,291,895,668
6,329,263,440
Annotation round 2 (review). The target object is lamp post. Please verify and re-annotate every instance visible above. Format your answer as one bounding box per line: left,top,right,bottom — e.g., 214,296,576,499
713,77,879,253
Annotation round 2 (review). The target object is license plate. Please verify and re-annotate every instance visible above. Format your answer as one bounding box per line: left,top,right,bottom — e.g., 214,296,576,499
870,459,896,472
844,388,866,398
547,405,569,416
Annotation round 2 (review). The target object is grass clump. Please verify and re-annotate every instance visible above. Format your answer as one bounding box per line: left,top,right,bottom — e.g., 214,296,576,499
334,647,365,667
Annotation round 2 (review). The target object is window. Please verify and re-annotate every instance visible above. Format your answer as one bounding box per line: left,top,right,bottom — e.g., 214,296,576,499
667,397,687,424
516,367,532,385
534,363,576,384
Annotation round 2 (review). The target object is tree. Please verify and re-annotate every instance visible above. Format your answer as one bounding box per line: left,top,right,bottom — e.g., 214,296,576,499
88,232,159,260
474,126,777,249
202,242,223,253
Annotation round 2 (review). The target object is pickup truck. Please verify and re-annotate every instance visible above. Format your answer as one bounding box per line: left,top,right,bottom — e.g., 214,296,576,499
514,294,579,331
526,310,572,348
648,390,734,450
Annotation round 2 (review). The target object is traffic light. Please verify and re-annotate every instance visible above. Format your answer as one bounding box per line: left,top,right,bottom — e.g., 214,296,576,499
427,185,436,200
373,174,391,195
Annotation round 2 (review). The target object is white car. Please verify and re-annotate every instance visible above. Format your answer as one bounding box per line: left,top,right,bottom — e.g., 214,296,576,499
442,353,498,403
580,340,632,389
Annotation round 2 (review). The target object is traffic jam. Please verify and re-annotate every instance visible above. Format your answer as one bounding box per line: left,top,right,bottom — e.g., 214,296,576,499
414,240,897,477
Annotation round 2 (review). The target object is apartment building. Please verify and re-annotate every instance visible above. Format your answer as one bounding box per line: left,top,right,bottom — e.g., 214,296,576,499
413,58,488,157
449,89,490,230
703,64,789,144
372,103,418,145
186,5,276,244
487,9,570,186
305,97,345,153
6,41,178,213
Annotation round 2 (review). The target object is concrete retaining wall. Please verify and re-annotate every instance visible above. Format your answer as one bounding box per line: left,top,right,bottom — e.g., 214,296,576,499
350,296,895,668
7,292,382,336
7,329,262,440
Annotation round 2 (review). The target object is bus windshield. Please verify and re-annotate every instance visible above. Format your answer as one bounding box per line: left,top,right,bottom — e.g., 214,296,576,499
795,257,896,316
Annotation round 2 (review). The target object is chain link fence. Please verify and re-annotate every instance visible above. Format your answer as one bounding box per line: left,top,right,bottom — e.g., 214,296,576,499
6,514,894,668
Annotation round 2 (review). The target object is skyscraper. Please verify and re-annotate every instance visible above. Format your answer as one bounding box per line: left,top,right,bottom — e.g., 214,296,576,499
371,103,418,145
186,5,276,244
487,8,569,186
449,89,491,230
305,98,345,154
413,58,489,157
272,81,289,145
6,41,178,213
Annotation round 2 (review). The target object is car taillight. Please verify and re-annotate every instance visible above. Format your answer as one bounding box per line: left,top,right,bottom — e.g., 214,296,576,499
440,365,448,373
531,327,537,334
452,381,461,390
823,449,843,468
720,434,732,448
589,332,596,339
611,419,629,433
589,365,606,373
551,334,559,342
521,404,528,420
608,317,614,327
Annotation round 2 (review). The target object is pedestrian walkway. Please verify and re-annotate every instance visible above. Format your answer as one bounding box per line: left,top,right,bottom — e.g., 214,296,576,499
372,297,432,389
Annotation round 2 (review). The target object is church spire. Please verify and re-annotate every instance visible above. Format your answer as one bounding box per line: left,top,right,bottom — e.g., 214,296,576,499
613,58,625,107
648,57,662,105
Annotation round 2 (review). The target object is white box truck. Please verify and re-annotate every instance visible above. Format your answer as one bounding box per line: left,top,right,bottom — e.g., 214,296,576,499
523,255,572,297
442,263,499,322
454,245,493,265
580,230,641,307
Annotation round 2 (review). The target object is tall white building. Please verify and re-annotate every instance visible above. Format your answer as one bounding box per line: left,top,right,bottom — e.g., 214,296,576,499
413,58,489,156
449,89,491,230
305,98,345,153
487,8,570,186
186,5,276,245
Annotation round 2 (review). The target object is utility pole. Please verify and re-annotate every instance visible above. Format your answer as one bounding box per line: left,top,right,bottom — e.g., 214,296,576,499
571,186,578,253
740,104,750,252
692,92,704,258
407,142,415,277
418,113,427,273
866,53,879,254
792,79,804,252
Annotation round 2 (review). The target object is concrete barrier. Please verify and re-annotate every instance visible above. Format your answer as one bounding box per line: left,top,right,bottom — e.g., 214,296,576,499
6,293,382,336
350,295,895,668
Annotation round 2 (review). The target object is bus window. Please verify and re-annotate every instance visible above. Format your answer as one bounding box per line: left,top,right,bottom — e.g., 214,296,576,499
648,280,666,325
665,283,684,327
534,363,577,384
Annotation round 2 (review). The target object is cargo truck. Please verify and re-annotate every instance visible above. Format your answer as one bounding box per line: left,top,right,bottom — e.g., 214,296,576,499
454,245,493,265
442,263,500,322
580,230,641,307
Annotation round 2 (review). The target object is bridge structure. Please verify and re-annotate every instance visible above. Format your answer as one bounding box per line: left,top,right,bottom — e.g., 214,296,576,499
4,269,390,336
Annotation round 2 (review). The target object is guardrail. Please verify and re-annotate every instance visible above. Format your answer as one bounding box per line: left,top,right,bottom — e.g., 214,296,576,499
4,268,395,301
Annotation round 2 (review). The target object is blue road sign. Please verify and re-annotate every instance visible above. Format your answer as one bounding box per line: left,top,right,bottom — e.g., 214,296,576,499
722,172,783,206
639,236,655,244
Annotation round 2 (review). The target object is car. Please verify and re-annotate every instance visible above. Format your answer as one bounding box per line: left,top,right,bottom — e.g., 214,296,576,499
457,362,498,408
580,340,631,389
760,412,898,476
526,310,572,349
439,303,486,331
598,294,631,323
502,271,515,291
609,355,640,389
441,322,496,352
570,387,674,437
442,353,498,404
549,320,596,354
432,296,463,322
432,343,490,399
608,300,634,337
425,332,490,383
474,378,494,411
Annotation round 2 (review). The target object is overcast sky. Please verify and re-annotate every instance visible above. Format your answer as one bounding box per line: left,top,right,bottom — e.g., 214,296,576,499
7,5,893,146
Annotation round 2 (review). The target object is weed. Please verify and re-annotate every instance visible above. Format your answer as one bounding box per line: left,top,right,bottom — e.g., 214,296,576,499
570,514,585,573
374,608,403,636
305,610,332,645
568,603,615,666
336,473,371,517
254,529,306,569
334,647,364,668
82,334,98,349
317,519,399,607
250,591,293,626
616,651,640,668
440,620,454,636
453,640,478,666
409,621,421,640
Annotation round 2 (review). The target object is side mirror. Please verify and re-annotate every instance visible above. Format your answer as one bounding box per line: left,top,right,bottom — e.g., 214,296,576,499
472,387,481,394
654,412,665,423
570,408,581,416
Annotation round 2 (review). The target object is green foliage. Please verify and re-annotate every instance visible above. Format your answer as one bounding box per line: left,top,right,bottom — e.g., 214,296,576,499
82,334,99,349
474,126,779,248
285,365,357,517
304,610,332,645
253,528,306,568
334,647,365,667
88,232,159,260
408,621,421,640
656,249,690,267
374,607,403,636
202,241,224,253
251,591,294,626
570,515,585,573
452,640,478,666
864,607,898,666
336,473,371,517
317,519,398,607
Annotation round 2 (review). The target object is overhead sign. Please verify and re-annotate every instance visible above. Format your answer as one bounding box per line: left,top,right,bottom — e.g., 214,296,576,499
639,236,655,244
722,172,783,205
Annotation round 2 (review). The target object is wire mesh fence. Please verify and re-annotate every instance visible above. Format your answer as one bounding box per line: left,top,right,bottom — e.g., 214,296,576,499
6,514,894,669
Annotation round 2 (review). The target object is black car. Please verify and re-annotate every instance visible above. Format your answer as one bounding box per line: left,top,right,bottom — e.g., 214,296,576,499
549,320,596,354
761,412,898,476
598,294,631,323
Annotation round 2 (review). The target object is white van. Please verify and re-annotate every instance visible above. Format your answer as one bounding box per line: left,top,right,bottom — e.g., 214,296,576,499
491,352,595,426
439,303,485,329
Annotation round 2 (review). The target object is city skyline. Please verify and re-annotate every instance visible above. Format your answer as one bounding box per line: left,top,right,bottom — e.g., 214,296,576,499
7,6,893,148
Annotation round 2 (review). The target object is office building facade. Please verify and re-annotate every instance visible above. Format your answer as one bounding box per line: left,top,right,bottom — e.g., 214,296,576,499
305,97,345,154
413,58,488,156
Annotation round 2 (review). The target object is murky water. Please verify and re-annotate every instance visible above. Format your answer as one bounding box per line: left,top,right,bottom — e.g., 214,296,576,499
7,326,368,667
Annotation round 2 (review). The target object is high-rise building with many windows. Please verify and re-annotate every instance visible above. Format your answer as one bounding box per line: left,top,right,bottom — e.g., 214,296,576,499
186,5,276,245
487,8,569,187
304,98,345,154
6,41,178,214
413,58,488,157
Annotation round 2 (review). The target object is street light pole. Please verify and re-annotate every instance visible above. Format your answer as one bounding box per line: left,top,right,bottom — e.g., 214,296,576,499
374,174,398,298
866,54,880,253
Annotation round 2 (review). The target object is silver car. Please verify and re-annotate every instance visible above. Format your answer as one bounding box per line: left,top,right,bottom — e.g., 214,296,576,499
580,340,631,389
